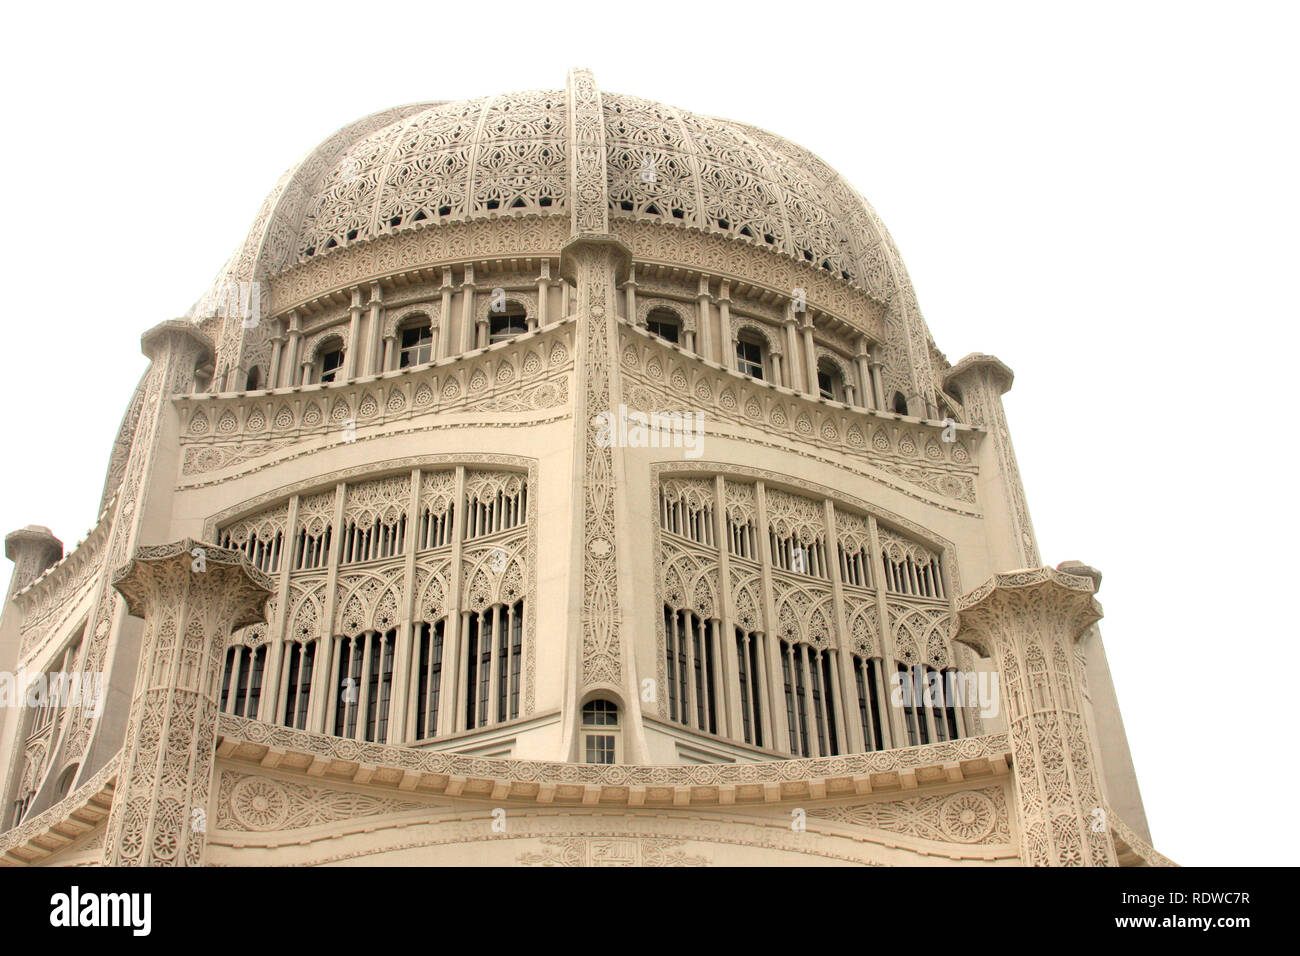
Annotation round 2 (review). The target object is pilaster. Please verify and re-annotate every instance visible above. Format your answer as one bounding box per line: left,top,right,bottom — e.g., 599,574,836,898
955,566,1116,866
102,540,272,866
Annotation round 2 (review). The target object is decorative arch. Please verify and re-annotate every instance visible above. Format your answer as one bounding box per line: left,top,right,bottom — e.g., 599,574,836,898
815,346,854,385
303,328,347,366
384,303,441,341
637,298,695,333
476,290,537,327
729,315,782,356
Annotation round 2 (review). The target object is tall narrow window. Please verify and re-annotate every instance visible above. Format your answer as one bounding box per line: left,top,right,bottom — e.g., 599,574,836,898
282,641,315,730
736,335,766,380
331,631,394,743
489,304,528,344
736,628,765,747
817,361,844,402
781,641,838,757
646,307,682,344
898,663,927,746
582,699,620,764
220,644,266,718
663,606,717,732
399,320,434,367
414,620,445,740
853,655,885,751
463,599,524,729
319,345,345,383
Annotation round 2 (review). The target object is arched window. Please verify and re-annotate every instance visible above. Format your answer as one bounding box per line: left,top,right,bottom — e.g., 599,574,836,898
489,303,528,344
245,366,261,391
817,360,845,402
56,765,78,799
646,307,681,344
891,392,908,415
317,339,346,384
736,332,767,381
399,318,434,367
581,698,620,764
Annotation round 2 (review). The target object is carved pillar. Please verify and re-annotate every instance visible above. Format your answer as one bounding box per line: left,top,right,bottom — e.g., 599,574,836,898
267,320,285,389
45,320,213,803
801,317,818,397
366,282,384,376
562,68,635,743
103,540,272,866
855,336,874,410
716,281,731,364
438,269,455,360
782,312,802,391
344,287,364,380
460,265,477,353
868,346,886,411
284,312,303,387
955,567,1116,867
4,526,63,605
696,276,713,363
537,260,552,327
944,354,1040,567
623,262,637,323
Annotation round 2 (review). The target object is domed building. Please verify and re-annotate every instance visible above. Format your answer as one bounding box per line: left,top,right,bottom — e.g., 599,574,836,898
0,69,1169,867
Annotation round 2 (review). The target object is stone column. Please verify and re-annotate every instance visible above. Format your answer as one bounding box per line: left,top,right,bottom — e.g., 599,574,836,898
695,276,713,363
855,336,874,410
801,317,817,397
4,526,63,605
267,319,285,388
623,262,637,323
537,260,552,327
366,282,384,376
955,566,1116,867
782,313,802,392
344,287,364,379
460,265,477,353
944,354,1040,567
102,540,273,866
560,66,640,760
438,269,455,360
284,312,303,387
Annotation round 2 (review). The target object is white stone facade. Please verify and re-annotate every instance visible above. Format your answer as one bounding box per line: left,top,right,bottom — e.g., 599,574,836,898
0,69,1167,867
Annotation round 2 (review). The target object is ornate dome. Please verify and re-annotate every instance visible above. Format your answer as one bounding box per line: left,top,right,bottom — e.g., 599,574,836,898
196,80,916,318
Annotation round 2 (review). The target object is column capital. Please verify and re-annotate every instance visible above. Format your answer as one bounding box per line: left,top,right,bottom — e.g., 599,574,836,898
5,525,63,601
103,539,272,866
112,538,274,625
953,563,1114,866
559,234,632,285
140,320,213,365
955,566,1101,658
5,524,62,564
943,352,1014,395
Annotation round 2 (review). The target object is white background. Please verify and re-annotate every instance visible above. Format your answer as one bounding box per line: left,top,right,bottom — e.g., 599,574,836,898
1,1,1295,866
